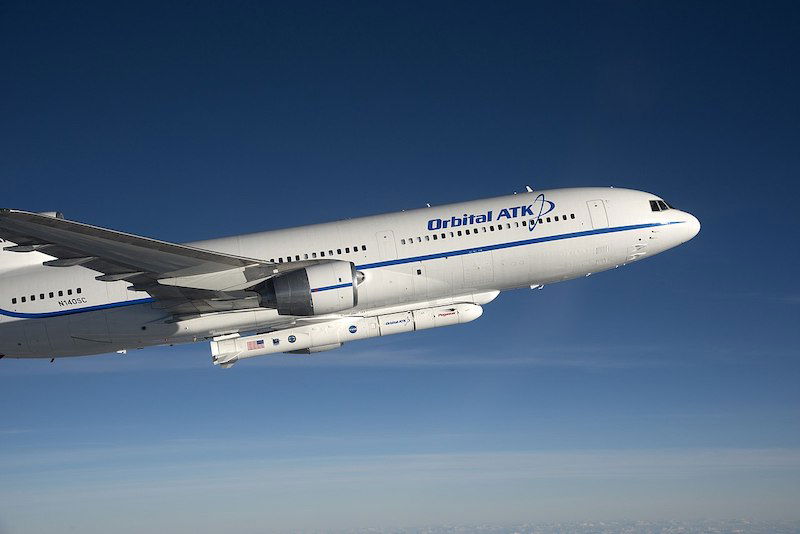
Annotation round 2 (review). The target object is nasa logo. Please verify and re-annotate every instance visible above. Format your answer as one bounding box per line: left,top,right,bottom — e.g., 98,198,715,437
288,335,296,343
348,325,357,334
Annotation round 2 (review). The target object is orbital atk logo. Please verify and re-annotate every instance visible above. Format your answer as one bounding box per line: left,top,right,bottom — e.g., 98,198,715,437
426,193,555,232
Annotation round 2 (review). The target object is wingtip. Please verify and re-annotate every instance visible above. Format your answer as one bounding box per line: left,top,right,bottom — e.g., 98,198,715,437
0,209,64,219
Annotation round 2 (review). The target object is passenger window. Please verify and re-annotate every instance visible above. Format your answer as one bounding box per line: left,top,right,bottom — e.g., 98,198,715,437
432,234,437,240
58,291,63,296
538,218,542,224
489,226,494,231
571,214,575,219
554,216,559,221
465,229,470,235
457,231,462,236
441,233,445,239
76,288,81,294
425,236,430,241
12,298,16,304
345,247,350,253
21,296,26,302
337,249,342,254
304,254,309,259
31,295,35,301
522,220,527,226
400,239,405,245
320,251,325,257
295,255,300,261
312,252,317,258
40,293,44,299
361,245,366,251
278,258,284,263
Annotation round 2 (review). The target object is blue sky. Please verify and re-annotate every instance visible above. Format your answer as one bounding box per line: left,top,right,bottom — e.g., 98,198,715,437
1,1,799,532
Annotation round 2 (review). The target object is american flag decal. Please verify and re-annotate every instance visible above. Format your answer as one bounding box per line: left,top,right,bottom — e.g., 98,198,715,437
247,339,265,351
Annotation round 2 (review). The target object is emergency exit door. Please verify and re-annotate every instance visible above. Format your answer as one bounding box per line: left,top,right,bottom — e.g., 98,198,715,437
586,199,609,229
375,230,397,260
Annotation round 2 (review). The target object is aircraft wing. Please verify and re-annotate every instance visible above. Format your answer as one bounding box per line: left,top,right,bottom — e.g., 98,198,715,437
0,209,316,315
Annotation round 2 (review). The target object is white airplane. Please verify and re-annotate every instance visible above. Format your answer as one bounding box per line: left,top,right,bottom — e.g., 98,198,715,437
0,187,699,367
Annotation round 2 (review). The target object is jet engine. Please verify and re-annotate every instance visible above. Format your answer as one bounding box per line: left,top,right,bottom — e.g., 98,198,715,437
258,260,359,316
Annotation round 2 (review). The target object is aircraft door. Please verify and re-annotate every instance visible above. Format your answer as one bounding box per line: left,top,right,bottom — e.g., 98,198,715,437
375,230,398,261
586,200,609,229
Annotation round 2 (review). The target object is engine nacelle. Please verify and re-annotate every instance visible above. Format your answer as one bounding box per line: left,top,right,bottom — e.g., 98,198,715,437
258,261,358,316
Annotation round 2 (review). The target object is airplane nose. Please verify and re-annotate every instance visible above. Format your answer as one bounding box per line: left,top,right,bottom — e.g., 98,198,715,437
684,213,701,240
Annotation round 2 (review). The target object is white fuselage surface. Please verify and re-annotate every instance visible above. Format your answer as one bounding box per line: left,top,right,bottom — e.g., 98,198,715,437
0,187,699,366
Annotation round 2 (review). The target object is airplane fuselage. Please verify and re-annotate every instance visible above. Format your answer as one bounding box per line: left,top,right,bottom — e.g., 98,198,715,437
0,187,700,361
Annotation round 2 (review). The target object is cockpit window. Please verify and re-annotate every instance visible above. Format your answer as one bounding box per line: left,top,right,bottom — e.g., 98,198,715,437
650,199,673,212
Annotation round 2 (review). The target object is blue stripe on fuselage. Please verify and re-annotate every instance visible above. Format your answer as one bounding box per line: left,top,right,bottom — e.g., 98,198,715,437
0,297,156,319
0,221,681,319
356,221,681,269
311,282,353,292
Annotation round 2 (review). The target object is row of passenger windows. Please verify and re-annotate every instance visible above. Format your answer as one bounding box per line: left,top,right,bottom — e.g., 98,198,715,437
650,200,673,212
11,287,82,304
270,244,367,264
400,214,577,245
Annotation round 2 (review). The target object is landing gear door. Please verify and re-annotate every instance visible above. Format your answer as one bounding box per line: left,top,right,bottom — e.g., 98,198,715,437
375,230,397,260
586,200,609,229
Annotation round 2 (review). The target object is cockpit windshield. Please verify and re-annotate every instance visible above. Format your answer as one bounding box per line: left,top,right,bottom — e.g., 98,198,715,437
650,199,674,212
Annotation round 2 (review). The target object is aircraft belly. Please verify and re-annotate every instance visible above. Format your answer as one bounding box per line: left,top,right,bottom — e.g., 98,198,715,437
0,319,27,356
